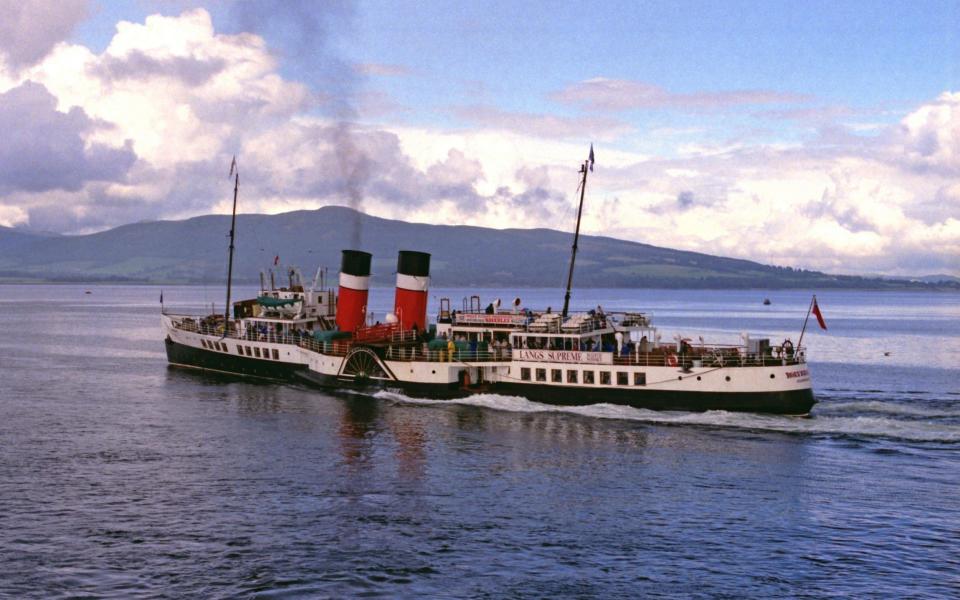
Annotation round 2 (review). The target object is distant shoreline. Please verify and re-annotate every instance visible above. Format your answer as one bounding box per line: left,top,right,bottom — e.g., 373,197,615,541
2,279,958,292
3,206,957,292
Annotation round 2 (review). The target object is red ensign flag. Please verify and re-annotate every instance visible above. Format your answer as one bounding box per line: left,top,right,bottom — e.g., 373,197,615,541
812,298,827,330
273,255,280,266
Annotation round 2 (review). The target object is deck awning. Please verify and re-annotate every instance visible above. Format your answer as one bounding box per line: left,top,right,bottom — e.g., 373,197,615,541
256,296,300,307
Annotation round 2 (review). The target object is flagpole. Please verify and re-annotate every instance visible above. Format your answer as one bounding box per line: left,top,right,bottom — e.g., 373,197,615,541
562,145,593,319
797,294,815,350
224,158,239,337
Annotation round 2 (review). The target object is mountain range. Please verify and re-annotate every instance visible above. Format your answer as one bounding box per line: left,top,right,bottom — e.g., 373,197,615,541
0,207,955,289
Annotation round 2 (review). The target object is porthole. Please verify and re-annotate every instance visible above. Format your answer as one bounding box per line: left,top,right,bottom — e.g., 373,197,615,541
770,373,775,379
696,376,701,381
678,376,683,380
725,376,731,382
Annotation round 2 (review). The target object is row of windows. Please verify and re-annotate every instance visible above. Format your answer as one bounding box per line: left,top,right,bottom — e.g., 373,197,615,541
519,367,646,386
201,338,227,352
200,338,279,360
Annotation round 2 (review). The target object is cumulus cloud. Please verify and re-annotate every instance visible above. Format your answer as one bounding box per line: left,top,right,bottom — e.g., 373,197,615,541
0,7,956,277
0,0,88,69
896,91,960,174
582,138,960,276
94,51,227,86
26,9,311,167
553,77,809,112
0,81,135,193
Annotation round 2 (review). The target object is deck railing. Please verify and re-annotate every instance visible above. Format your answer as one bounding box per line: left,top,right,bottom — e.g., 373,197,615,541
169,316,511,363
383,347,513,363
170,316,804,367
610,350,805,368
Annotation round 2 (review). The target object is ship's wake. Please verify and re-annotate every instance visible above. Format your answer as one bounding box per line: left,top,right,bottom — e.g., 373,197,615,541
373,390,960,444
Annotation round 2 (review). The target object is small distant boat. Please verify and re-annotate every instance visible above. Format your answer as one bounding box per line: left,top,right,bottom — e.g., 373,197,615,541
763,298,771,305
84,290,92,295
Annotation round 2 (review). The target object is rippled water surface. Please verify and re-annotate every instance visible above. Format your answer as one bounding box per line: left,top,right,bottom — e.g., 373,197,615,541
1,285,958,598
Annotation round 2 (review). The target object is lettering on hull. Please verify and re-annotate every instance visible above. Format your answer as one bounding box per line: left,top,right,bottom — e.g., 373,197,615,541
515,349,613,364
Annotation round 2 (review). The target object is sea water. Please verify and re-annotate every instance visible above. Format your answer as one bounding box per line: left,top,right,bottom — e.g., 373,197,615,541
0,284,957,598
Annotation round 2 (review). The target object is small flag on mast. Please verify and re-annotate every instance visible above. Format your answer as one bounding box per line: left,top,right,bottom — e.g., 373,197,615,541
588,144,595,172
274,255,280,266
160,290,163,304
812,296,827,330
228,155,237,179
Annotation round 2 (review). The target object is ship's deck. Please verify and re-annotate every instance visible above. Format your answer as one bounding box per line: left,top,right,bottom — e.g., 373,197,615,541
167,314,807,368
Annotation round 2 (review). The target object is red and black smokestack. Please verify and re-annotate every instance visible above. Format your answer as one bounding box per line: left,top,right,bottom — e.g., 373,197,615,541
394,250,430,331
336,249,372,333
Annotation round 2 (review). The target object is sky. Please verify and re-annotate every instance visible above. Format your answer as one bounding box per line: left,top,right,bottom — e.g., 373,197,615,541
0,0,958,277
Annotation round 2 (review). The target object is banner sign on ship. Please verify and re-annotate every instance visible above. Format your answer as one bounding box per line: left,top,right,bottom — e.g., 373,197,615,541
514,349,613,364
456,313,529,326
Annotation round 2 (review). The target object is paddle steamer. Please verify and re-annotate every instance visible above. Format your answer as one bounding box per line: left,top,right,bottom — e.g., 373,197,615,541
162,152,816,415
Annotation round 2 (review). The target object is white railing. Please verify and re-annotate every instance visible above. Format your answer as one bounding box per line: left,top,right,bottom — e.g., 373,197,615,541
170,316,804,368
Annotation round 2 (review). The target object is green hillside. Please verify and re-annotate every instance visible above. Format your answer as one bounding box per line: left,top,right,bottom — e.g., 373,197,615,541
0,207,952,289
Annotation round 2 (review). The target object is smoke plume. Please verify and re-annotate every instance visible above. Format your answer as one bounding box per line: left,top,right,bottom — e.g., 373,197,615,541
230,0,367,248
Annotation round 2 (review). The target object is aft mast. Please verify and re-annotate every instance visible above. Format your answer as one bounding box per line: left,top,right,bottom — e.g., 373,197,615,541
561,144,594,319
224,156,239,334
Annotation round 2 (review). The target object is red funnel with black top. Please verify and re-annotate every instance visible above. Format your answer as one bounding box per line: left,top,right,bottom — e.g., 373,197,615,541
394,250,430,331
336,250,372,333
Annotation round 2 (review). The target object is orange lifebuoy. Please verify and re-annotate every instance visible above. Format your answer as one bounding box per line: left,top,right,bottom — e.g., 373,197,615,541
666,353,678,367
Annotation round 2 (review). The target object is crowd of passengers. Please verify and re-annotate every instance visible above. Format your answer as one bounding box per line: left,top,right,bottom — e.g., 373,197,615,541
184,316,318,344
440,333,513,360
242,324,315,343
517,333,649,355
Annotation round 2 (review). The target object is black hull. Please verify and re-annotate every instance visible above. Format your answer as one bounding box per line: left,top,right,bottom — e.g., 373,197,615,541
492,382,815,415
294,371,816,416
165,337,307,381
166,339,815,415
